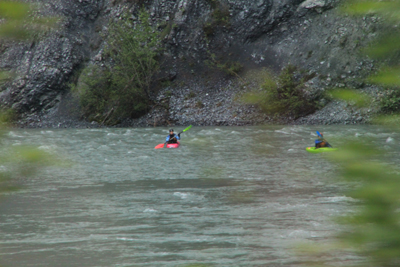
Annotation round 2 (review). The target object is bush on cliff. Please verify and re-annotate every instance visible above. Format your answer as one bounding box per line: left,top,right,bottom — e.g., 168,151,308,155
71,65,113,122
73,8,162,125
203,0,230,37
242,65,320,119
378,89,400,114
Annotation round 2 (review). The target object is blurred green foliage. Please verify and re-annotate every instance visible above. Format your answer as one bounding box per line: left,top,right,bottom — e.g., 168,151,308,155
0,1,59,41
329,89,371,108
0,0,59,192
342,1,400,22
303,1,400,266
241,65,320,119
0,109,58,203
368,67,400,87
0,5,62,267
181,264,212,267
372,113,400,126
337,0,400,114
0,1,59,91
302,141,400,267
73,8,163,125
378,89,400,114
0,142,57,197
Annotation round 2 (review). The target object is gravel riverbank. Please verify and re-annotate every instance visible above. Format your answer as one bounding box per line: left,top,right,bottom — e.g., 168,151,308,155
13,77,379,129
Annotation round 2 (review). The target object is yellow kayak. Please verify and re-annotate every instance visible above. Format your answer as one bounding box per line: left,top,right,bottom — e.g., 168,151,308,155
306,147,337,153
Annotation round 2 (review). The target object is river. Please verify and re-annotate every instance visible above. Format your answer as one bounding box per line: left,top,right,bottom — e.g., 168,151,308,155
0,125,397,267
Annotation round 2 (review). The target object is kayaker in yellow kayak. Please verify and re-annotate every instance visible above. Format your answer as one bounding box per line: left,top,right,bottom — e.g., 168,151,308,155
315,131,332,148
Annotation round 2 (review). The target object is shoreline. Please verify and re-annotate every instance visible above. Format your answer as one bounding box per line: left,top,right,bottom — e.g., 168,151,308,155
13,78,376,129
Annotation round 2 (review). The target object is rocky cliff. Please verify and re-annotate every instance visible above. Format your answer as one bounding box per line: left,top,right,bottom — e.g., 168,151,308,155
0,0,380,127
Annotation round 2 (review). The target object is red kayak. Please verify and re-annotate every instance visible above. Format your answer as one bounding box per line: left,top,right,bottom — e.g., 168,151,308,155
166,142,180,148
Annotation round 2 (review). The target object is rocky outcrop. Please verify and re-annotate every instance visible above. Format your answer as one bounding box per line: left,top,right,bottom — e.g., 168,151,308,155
0,0,103,115
0,0,381,128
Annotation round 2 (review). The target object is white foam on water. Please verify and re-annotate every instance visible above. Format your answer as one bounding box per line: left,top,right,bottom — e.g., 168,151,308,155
287,230,317,239
198,129,222,135
7,131,23,138
40,131,54,134
135,155,150,159
38,145,58,152
321,196,357,203
143,208,157,213
123,129,132,135
386,137,394,143
173,192,188,199
117,237,135,241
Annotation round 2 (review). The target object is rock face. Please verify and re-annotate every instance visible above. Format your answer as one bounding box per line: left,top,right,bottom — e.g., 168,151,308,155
0,0,380,127
0,0,103,117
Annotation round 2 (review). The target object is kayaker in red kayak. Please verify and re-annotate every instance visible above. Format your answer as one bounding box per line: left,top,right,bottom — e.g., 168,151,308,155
166,129,180,144
155,125,192,149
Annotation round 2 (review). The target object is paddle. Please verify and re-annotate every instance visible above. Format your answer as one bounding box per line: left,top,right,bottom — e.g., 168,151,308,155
155,125,192,149
154,143,165,149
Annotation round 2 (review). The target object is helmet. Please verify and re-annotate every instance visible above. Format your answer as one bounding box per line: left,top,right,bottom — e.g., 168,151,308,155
169,129,174,132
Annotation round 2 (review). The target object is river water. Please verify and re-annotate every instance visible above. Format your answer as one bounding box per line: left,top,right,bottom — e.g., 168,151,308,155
0,125,397,267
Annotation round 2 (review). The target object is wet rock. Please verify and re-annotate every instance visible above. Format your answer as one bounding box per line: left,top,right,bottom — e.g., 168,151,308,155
0,0,382,128
298,0,333,14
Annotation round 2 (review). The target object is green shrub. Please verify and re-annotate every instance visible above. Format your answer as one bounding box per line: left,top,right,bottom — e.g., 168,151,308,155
160,21,177,40
195,100,204,108
211,2,230,25
165,90,172,97
217,61,243,76
242,65,320,119
379,89,400,114
204,51,243,79
185,91,196,100
205,0,219,9
202,0,230,36
73,8,163,124
71,65,113,122
203,22,215,37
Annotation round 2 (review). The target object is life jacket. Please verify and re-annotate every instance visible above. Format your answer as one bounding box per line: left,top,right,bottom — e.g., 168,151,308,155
167,134,178,144
316,141,326,148
315,139,330,148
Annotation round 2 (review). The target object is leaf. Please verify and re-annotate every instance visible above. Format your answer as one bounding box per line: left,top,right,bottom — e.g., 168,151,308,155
330,89,371,107
0,1,59,41
0,2,29,20
364,34,400,59
368,67,400,86
342,1,400,20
